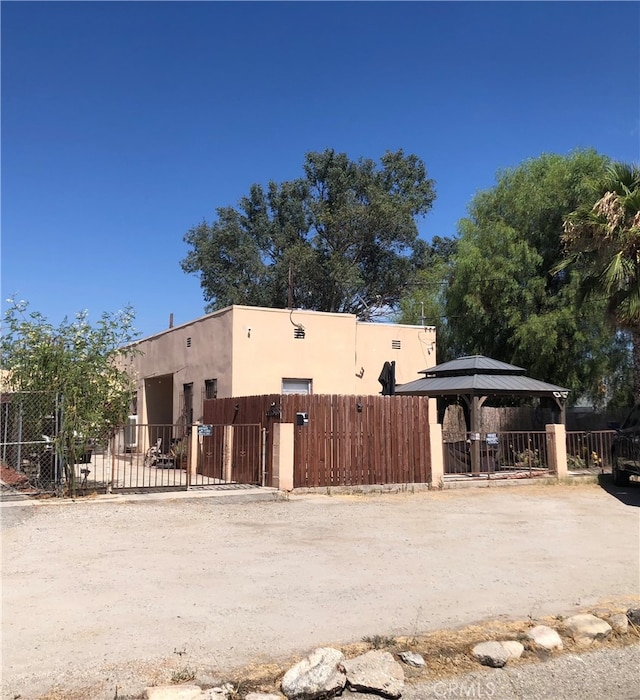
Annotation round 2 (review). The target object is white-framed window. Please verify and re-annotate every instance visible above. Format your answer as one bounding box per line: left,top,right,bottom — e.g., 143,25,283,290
281,378,312,395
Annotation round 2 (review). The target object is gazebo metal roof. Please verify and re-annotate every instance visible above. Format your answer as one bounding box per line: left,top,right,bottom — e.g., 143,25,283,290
395,354,570,475
419,355,526,377
397,355,569,398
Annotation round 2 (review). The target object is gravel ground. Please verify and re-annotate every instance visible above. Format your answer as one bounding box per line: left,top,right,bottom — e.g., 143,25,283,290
1,481,639,699
376,644,640,700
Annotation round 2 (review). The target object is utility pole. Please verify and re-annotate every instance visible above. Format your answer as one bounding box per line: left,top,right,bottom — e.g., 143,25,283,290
287,261,293,309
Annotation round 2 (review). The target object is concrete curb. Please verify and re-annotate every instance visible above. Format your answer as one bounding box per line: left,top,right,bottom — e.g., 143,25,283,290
0,486,282,508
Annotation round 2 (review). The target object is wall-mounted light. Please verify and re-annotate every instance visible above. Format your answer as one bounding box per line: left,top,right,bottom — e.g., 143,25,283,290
266,402,281,419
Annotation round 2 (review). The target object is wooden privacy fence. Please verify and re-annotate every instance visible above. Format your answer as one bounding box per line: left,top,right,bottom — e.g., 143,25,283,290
203,394,432,489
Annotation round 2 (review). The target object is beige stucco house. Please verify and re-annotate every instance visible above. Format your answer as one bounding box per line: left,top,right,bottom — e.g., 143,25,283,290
128,305,436,428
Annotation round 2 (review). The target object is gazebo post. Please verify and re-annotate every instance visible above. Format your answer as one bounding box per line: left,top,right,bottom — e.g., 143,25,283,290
470,395,487,476
551,396,567,425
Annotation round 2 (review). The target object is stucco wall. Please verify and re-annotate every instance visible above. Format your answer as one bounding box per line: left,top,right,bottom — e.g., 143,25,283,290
129,305,435,424
229,306,435,396
354,321,436,388
131,308,234,423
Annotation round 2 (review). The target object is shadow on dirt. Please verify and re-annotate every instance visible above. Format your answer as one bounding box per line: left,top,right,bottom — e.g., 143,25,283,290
598,473,640,507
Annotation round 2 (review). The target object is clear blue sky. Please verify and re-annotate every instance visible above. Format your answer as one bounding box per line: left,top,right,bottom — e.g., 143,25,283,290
2,1,638,340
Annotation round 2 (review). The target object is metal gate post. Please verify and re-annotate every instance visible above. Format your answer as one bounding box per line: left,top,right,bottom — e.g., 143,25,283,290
189,423,199,484
261,427,267,486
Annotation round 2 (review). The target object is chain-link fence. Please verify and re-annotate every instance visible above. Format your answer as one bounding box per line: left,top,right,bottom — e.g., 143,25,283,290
0,391,62,493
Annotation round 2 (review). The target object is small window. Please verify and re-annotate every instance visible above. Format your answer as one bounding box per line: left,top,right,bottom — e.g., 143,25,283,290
204,379,217,400
294,326,306,339
186,337,192,348
282,379,312,395
392,339,401,350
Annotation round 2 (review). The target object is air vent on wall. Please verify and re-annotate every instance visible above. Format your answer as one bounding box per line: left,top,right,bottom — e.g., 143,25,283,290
392,339,401,350
186,337,192,348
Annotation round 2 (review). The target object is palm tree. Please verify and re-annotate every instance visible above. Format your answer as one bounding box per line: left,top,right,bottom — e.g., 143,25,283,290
556,161,640,403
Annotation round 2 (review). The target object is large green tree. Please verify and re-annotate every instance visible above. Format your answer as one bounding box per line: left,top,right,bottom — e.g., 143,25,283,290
444,150,630,404
557,161,640,403
1,300,139,494
181,149,436,320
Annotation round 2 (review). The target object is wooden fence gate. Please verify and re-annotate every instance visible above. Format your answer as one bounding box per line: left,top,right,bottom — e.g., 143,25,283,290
202,394,433,489
198,423,263,485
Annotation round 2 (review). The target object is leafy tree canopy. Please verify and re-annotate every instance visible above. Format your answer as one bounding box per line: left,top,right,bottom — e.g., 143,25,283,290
181,149,436,320
443,150,631,405
558,161,640,402
1,300,139,490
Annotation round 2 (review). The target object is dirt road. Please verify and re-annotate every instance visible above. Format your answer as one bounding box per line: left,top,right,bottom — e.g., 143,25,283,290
2,481,639,699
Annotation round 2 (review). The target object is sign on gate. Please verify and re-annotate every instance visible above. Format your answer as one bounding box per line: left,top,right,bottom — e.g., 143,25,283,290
197,424,213,437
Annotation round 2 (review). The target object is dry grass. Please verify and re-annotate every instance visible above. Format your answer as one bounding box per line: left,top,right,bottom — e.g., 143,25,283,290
192,602,640,698
34,612,639,700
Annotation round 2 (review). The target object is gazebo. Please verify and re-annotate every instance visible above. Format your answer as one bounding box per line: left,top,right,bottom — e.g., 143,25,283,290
395,355,570,474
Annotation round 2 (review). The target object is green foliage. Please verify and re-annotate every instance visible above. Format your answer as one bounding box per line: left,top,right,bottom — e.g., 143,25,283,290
181,149,436,320
443,149,628,404
1,299,139,493
557,161,640,402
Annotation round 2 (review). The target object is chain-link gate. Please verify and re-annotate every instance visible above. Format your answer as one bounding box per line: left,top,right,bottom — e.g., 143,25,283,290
0,391,63,494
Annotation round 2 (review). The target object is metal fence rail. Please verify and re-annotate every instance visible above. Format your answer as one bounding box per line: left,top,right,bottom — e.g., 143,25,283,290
444,430,550,478
107,423,191,491
566,430,616,471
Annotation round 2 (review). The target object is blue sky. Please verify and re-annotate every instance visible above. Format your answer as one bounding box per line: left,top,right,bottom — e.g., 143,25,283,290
2,1,638,340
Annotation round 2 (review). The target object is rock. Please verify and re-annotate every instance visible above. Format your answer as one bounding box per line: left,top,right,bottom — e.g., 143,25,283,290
145,686,203,700
281,647,346,700
342,649,404,699
201,685,234,699
610,613,629,634
526,625,563,651
627,608,640,626
398,650,425,667
245,694,284,700
564,614,612,646
501,641,524,659
471,641,510,668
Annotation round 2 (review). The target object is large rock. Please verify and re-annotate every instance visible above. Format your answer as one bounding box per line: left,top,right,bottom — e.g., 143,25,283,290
501,641,524,660
471,642,510,668
245,695,284,700
564,614,612,646
342,649,404,699
526,625,563,651
398,650,425,667
145,686,203,700
281,647,346,700
609,613,629,634
627,608,640,626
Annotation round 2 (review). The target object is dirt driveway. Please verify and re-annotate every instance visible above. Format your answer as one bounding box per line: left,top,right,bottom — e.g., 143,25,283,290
2,481,639,699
